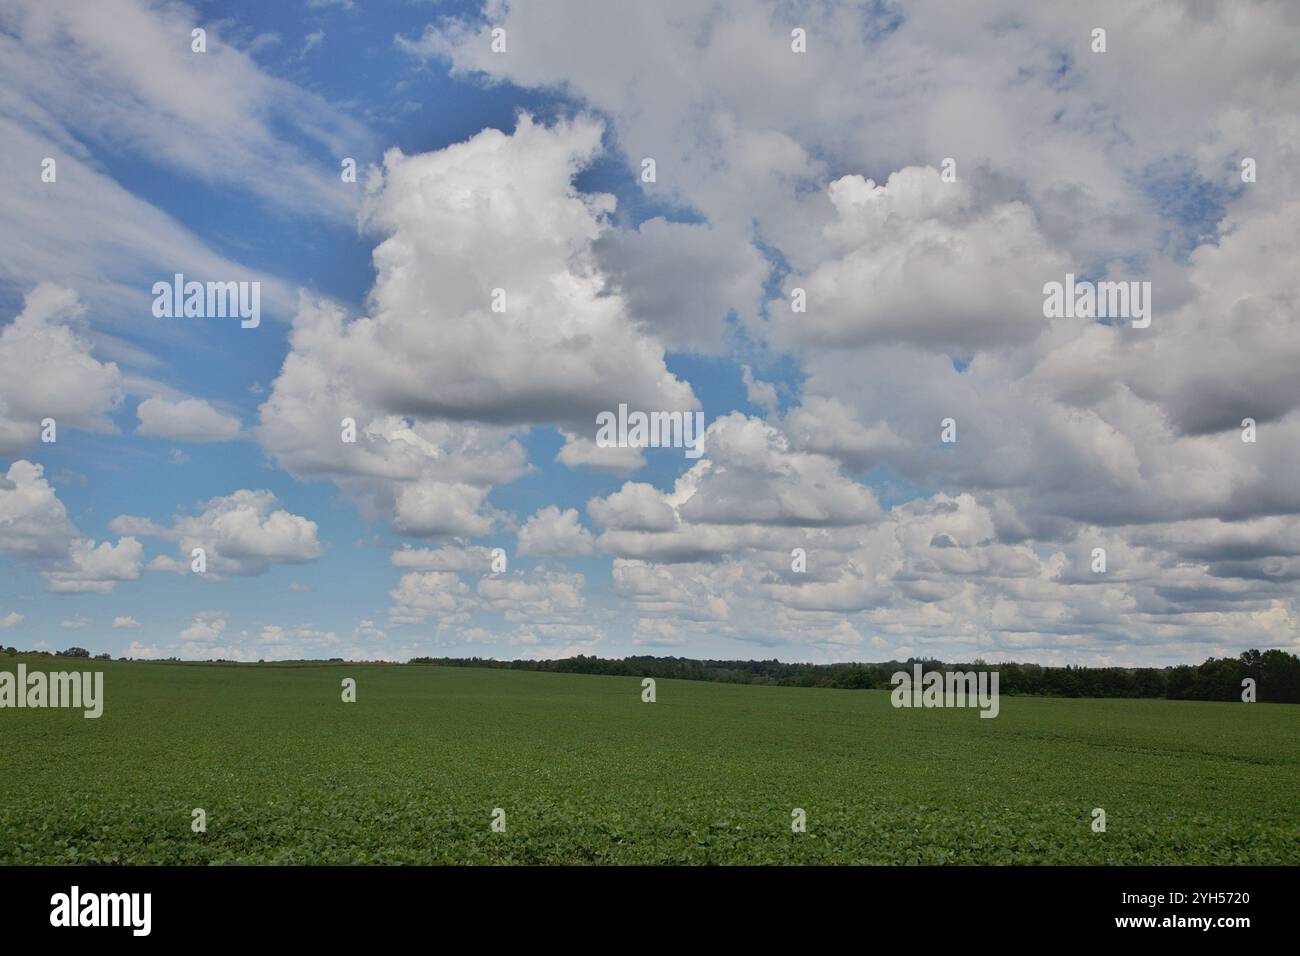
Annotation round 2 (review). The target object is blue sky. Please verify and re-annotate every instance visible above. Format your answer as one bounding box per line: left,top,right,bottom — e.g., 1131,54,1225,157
1,1,1298,666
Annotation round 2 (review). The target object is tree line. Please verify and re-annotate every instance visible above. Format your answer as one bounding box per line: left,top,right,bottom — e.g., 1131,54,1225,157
409,648,1300,703
7,643,1297,702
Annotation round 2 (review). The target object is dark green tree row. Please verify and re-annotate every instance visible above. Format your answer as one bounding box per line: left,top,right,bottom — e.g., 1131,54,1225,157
409,649,1300,702
8,644,1297,701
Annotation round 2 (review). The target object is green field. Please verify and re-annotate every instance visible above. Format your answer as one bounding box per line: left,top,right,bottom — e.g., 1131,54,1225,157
1,655,1296,864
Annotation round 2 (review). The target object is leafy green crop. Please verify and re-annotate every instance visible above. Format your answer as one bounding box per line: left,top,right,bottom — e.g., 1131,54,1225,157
1,656,1296,864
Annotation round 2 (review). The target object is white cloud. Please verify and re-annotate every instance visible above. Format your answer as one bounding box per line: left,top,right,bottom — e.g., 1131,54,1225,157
0,285,123,455
113,489,322,577
393,480,497,537
391,543,493,572
781,397,901,473
0,0,339,334
477,570,585,620
386,563,590,635
0,459,142,593
590,413,882,563
517,506,595,557
741,366,778,414
256,116,701,534
555,430,645,473
258,623,339,650
257,318,529,537
350,115,696,430
180,611,226,643
136,397,241,442
587,482,678,533
43,537,144,594
260,117,695,438
0,0,369,221
112,616,141,629
0,459,79,559
769,168,1068,352
388,571,472,627
0,611,23,629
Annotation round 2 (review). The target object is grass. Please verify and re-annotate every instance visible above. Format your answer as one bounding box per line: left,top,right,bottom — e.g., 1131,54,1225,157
1,655,1296,864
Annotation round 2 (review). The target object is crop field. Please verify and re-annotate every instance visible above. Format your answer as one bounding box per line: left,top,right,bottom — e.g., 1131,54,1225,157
1,655,1296,865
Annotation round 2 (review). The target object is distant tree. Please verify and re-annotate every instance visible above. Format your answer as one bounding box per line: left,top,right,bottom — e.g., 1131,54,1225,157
1258,649,1300,701
836,666,874,689
1165,665,1196,699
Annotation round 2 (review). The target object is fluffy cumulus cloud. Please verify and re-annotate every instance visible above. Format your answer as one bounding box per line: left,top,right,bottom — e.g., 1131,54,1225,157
0,284,122,455
391,543,495,573
780,397,901,473
258,624,340,655
180,611,226,643
258,344,529,536
387,0,1300,665
135,397,241,442
768,169,1069,352
388,570,474,627
589,414,882,563
153,614,343,661
112,489,322,577
0,459,142,593
352,115,695,429
387,563,588,631
554,430,645,474
257,115,700,536
477,569,585,621
43,536,144,594
517,506,595,557
382,550,600,661
0,460,79,559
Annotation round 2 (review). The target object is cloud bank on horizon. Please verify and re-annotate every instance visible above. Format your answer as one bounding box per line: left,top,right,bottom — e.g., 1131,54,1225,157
1,0,1298,667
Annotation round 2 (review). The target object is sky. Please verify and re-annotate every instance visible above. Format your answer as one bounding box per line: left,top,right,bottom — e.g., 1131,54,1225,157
1,0,1298,667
